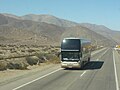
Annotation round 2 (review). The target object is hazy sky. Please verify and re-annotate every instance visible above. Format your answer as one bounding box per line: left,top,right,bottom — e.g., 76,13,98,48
0,0,120,30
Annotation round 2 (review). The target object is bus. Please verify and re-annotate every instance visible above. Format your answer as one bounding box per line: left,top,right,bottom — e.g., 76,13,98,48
61,38,91,69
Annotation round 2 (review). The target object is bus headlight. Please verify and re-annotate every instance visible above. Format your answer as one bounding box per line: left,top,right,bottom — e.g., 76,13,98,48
78,60,81,63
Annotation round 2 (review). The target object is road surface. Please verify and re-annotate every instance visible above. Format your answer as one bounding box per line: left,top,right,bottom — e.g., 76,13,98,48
0,48,120,90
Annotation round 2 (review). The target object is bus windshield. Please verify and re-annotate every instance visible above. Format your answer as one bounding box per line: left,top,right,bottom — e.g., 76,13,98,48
61,39,80,51
61,52,80,61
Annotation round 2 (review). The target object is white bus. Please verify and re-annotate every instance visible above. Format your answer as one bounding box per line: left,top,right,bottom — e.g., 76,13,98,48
61,38,91,69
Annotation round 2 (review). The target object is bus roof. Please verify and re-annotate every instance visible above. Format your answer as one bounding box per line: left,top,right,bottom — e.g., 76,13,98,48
63,37,90,41
63,37,80,39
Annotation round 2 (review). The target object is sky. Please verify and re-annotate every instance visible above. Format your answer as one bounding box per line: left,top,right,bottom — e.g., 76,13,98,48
0,0,120,30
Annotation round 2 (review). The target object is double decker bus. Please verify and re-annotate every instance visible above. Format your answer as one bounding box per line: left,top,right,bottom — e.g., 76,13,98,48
61,38,91,68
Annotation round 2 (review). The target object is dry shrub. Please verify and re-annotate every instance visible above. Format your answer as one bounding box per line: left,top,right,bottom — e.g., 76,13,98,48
0,60,7,71
36,53,47,61
7,62,28,70
46,54,60,64
26,56,40,65
7,58,29,70
36,52,60,64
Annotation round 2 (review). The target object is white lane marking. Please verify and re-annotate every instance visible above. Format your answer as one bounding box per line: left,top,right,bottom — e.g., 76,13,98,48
80,71,86,77
12,68,62,90
113,51,119,90
96,48,109,60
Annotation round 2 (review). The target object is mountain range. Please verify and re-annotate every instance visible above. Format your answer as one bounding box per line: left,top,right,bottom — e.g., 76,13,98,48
0,13,120,46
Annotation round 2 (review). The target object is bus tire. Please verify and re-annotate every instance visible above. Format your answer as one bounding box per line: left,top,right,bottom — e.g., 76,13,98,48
80,61,84,69
88,57,90,62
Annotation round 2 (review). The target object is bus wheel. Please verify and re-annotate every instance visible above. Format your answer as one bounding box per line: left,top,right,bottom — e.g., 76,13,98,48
80,61,84,69
88,57,90,62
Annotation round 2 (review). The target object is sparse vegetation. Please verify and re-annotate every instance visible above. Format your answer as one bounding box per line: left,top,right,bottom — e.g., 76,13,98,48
26,56,40,66
7,58,29,70
0,44,60,71
0,60,7,71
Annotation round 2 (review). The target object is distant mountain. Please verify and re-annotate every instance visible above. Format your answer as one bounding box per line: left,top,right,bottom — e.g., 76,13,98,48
80,23,120,44
0,13,118,46
2,13,78,27
0,14,66,45
2,13,21,20
0,14,9,25
21,14,78,27
80,23,113,36
62,25,115,46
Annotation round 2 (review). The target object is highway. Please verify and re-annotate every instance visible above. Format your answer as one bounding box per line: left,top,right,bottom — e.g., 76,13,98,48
0,48,120,90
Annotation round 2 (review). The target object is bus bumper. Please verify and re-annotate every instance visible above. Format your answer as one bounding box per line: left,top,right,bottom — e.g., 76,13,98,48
61,62,81,68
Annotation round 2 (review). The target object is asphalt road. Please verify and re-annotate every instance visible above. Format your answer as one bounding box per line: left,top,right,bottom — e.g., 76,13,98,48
0,48,120,90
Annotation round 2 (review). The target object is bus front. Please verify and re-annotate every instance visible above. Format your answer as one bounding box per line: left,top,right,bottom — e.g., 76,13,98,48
61,38,81,68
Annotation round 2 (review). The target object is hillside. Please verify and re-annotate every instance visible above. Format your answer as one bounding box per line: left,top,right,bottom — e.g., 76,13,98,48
80,23,120,44
2,13,78,27
62,25,115,46
0,13,118,46
21,14,78,27
0,14,65,45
